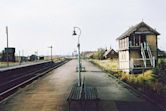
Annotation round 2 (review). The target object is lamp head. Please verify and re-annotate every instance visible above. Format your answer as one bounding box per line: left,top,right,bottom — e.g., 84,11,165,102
72,30,77,36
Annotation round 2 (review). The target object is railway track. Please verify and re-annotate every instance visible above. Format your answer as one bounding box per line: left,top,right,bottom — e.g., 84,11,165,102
0,60,69,102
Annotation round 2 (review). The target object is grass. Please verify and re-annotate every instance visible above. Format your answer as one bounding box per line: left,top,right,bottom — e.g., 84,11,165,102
158,58,166,63
0,62,20,68
90,59,118,72
0,57,65,68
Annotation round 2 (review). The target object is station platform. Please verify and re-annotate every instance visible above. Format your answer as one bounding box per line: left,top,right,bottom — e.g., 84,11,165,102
0,61,51,72
0,60,163,111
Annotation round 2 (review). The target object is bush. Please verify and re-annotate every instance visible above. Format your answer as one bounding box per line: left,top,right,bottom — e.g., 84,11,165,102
120,73,130,82
90,48,105,60
158,59,166,70
152,67,159,75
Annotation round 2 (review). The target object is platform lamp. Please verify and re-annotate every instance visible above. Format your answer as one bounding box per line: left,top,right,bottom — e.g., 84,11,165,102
73,27,81,87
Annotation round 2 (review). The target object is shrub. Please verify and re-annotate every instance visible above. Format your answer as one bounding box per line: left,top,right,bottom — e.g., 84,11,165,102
128,75,136,83
158,59,166,70
120,74,129,82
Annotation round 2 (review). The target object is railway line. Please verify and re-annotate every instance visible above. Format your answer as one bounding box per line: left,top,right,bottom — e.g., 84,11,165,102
0,60,69,102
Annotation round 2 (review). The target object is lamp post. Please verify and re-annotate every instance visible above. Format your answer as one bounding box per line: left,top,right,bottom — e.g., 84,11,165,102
73,27,81,87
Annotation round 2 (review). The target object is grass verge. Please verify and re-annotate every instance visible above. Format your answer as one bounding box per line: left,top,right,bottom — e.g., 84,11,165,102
90,59,166,101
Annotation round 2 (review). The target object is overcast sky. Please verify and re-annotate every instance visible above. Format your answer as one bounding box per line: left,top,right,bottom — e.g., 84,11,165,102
0,0,165,56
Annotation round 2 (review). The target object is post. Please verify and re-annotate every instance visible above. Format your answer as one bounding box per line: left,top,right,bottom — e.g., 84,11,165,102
48,46,53,61
78,42,81,86
19,50,21,65
131,58,134,68
153,56,155,68
6,26,9,67
51,46,52,61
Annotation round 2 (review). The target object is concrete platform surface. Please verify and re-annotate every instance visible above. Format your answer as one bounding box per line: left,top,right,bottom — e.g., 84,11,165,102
0,60,163,111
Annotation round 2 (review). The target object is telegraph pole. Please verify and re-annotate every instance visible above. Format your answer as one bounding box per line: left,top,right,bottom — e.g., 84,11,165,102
48,46,53,61
6,26,9,67
19,50,21,65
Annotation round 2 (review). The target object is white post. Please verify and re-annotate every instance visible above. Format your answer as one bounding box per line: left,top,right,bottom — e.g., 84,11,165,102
48,46,53,61
6,26,9,67
51,47,52,61
153,56,155,68
131,58,134,68
19,51,21,65
78,42,81,87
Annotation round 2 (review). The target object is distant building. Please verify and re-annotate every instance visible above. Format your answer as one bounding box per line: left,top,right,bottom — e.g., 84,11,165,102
21,56,28,62
39,56,44,60
103,48,118,59
1,47,16,62
29,54,38,61
116,22,159,73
